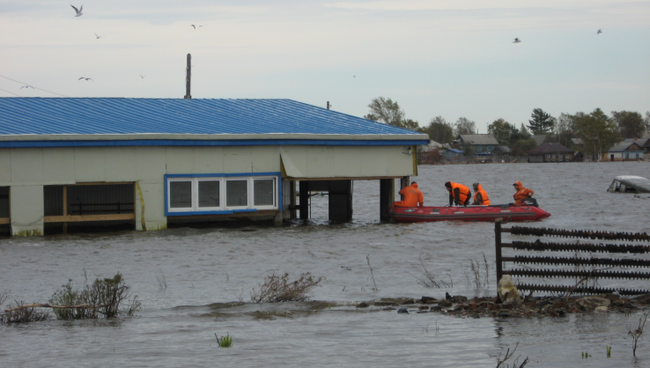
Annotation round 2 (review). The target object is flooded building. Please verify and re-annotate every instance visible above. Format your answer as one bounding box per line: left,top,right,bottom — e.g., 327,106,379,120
0,98,428,236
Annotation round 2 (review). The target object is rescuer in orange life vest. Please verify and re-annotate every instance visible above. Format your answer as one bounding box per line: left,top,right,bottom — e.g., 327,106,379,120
445,181,471,206
472,183,490,205
513,180,534,205
394,181,424,207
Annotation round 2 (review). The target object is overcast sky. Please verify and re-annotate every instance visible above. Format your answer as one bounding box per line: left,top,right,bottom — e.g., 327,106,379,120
1,0,649,133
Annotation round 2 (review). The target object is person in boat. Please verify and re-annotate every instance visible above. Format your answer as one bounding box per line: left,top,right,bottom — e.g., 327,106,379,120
472,183,490,205
394,181,424,207
513,181,534,205
445,181,471,206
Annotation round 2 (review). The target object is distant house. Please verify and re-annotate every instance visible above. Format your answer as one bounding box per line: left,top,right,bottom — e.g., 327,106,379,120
443,148,464,161
491,146,511,158
528,142,574,163
532,135,549,146
454,134,498,155
607,139,645,161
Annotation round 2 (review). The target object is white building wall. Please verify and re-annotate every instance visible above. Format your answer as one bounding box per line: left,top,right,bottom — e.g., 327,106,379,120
0,144,416,236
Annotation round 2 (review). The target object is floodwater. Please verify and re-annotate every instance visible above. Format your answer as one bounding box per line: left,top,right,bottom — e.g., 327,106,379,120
1,161,649,367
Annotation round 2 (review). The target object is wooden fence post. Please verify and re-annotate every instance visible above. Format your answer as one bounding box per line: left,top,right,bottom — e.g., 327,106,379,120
495,219,503,286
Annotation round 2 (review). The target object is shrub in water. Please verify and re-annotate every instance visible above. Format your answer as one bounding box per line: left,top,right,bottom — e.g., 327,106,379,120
250,272,322,303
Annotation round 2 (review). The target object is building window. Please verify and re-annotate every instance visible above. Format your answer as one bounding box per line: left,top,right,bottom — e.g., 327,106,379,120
166,173,279,215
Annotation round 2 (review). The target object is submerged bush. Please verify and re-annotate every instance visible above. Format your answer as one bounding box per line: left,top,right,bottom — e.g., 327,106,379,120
2,301,50,324
250,272,322,303
49,273,141,320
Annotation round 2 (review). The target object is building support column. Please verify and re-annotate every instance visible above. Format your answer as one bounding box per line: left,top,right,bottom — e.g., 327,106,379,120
299,181,309,220
11,185,44,236
328,180,352,223
379,178,394,222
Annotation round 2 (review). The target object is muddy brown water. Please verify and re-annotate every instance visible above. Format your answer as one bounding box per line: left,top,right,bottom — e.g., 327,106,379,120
1,162,649,367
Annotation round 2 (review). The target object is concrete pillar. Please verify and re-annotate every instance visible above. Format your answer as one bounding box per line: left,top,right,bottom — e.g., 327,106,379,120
379,178,394,222
328,180,352,222
299,181,309,220
11,185,44,236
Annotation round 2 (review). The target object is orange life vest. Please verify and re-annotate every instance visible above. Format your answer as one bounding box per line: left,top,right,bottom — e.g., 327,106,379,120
513,180,534,205
449,182,471,204
473,184,490,205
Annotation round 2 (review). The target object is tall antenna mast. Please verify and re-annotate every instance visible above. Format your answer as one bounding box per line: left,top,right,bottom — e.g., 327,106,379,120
184,53,192,99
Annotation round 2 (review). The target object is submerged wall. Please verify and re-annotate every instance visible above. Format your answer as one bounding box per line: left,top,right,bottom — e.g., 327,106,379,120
0,144,416,236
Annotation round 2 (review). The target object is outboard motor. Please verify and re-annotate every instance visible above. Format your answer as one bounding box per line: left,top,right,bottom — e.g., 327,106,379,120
521,198,538,207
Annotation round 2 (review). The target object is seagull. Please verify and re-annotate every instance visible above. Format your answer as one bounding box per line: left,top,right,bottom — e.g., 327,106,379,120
597,29,602,34
20,85,34,89
70,4,83,17
191,24,203,29
94,33,101,39
139,75,145,79
513,38,521,43
78,77,92,81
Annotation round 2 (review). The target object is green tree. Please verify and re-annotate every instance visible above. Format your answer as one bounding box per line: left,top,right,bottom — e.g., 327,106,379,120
612,110,645,138
364,97,405,127
571,108,621,160
424,116,454,143
511,139,537,157
527,108,556,134
518,123,531,140
454,117,476,135
488,118,517,145
402,119,421,131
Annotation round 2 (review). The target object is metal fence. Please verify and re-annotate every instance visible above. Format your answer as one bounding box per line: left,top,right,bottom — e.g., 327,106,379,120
495,221,650,296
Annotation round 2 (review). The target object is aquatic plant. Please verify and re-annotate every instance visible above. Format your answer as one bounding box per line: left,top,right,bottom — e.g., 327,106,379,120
629,310,650,357
215,333,232,348
407,251,453,288
156,268,168,290
2,300,50,323
606,345,611,358
250,272,322,303
467,252,490,289
581,352,591,359
46,273,141,320
366,254,379,292
495,342,529,368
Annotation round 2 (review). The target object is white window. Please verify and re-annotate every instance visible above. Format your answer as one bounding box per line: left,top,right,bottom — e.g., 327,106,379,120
166,174,278,215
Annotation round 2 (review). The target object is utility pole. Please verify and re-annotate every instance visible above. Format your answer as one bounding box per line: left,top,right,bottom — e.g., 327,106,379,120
184,53,191,99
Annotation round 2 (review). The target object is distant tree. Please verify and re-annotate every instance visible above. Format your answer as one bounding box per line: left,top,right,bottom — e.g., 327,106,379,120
612,110,645,138
460,142,476,157
555,113,576,148
571,108,621,160
519,123,531,140
645,112,650,132
402,119,421,132
510,139,537,157
364,97,405,127
488,118,517,146
424,116,454,143
527,108,556,134
454,117,476,135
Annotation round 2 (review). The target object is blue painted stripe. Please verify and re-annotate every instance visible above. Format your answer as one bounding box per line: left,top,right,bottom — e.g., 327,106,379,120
0,139,428,148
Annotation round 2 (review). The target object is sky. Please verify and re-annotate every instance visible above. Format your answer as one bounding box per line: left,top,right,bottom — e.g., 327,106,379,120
1,0,649,133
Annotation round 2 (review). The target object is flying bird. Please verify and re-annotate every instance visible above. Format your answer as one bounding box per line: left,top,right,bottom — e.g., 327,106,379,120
513,38,521,43
94,33,101,39
191,24,203,29
597,29,602,34
21,85,34,89
70,4,83,17
78,77,92,81
139,75,145,79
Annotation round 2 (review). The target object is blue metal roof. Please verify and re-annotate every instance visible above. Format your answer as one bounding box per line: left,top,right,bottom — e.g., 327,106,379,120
0,98,428,148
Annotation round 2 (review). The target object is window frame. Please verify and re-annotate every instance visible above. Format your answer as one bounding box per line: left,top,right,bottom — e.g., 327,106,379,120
165,172,281,216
